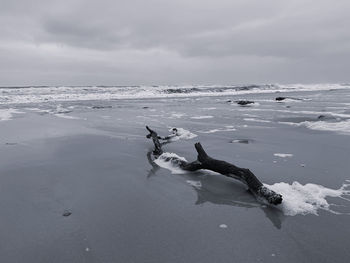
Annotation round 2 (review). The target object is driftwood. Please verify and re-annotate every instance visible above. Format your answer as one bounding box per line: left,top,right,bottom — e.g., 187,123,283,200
146,126,283,205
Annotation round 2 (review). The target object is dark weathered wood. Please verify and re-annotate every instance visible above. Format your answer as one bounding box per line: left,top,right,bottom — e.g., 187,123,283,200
146,126,163,156
146,126,283,205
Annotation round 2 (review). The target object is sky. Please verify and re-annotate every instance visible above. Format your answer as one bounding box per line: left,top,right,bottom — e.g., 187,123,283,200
0,0,349,86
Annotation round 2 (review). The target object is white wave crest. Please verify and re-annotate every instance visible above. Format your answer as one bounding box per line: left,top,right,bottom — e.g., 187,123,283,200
0,84,347,105
265,181,350,216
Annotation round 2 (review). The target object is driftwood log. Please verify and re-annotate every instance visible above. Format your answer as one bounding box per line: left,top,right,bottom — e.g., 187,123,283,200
146,126,282,205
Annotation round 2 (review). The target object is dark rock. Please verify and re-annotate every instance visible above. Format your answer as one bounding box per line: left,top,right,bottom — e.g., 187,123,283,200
5,142,17,145
142,106,149,109
316,115,337,121
92,105,112,109
236,100,254,106
56,110,72,114
62,211,72,217
275,97,286,101
230,139,253,144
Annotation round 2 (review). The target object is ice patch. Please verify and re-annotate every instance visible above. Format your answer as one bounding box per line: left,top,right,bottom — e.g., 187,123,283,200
219,224,228,228
274,153,293,158
191,116,214,119
154,152,188,174
0,108,24,121
265,181,350,216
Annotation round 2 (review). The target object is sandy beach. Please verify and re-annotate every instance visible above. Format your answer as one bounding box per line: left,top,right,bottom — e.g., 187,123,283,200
1,85,350,262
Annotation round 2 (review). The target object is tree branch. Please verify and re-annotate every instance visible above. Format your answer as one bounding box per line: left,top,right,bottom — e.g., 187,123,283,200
146,126,282,205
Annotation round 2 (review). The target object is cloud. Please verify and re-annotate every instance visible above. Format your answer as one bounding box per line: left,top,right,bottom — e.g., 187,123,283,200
0,0,349,85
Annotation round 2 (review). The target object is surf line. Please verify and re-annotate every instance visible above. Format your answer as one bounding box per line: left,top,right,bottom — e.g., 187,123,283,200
146,126,283,205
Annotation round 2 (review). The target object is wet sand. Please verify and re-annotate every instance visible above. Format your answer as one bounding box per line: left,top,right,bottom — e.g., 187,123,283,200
1,88,350,262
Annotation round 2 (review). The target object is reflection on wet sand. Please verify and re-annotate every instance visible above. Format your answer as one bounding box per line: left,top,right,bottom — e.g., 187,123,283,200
146,150,285,229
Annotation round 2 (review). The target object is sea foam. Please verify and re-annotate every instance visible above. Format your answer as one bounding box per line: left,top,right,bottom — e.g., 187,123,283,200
281,120,350,135
265,181,350,216
0,84,347,105
273,153,293,158
302,120,350,135
198,126,236,134
154,152,188,174
154,152,350,216
168,127,197,141
0,108,24,121
190,116,214,119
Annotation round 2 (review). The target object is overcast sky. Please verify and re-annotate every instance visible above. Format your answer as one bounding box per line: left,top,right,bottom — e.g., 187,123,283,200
1,0,349,86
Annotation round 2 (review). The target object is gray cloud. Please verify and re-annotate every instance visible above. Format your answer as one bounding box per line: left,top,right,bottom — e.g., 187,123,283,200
0,0,350,85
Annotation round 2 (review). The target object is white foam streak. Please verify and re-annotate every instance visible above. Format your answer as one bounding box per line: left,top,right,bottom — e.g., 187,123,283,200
0,108,24,121
280,120,350,135
244,118,271,123
54,114,81,120
266,181,350,216
191,116,214,119
198,126,236,133
273,153,293,158
302,120,350,134
186,180,202,188
169,113,186,119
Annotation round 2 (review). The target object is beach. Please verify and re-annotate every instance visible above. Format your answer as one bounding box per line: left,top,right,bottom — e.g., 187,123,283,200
0,84,350,262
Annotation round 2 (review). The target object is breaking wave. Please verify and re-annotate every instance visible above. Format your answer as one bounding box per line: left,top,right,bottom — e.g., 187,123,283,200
0,84,347,105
